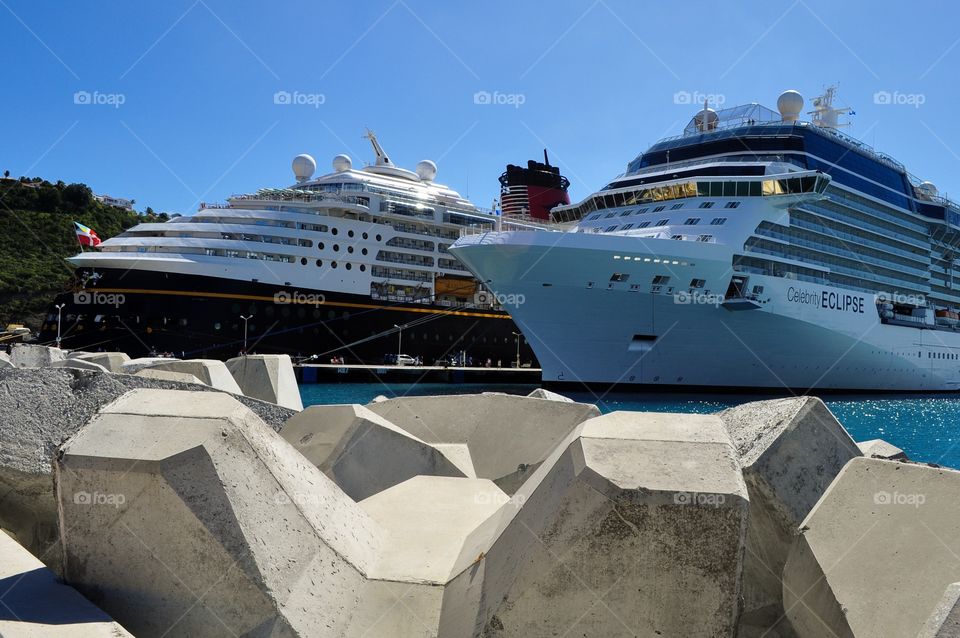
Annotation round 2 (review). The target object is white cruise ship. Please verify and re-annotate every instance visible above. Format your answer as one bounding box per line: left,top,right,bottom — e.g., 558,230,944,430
41,132,547,364
451,88,960,391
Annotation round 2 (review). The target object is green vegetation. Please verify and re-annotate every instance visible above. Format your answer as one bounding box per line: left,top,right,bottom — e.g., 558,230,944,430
0,177,167,330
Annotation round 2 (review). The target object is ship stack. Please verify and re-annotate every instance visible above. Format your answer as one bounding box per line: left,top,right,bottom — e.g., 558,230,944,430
1,343,959,637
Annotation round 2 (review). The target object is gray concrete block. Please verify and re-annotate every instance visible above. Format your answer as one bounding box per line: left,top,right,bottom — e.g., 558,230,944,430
137,358,243,393
280,404,465,501
918,582,960,638
9,344,65,368
133,367,206,385
783,458,960,638
67,351,130,373
0,530,133,636
56,388,381,637
526,388,573,402
857,438,908,461
226,354,302,410
49,358,110,373
719,396,861,635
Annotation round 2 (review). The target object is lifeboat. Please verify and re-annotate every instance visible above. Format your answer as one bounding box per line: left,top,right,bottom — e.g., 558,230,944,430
935,309,960,326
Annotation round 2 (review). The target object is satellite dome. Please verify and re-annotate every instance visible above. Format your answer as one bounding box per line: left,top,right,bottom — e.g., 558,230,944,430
292,154,316,182
917,181,938,199
332,154,352,172
693,107,719,132
415,160,438,181
777,90,804,123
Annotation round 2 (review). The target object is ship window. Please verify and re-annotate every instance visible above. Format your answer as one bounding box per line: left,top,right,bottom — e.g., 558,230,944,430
605,225,618,232
333,244,340,251
653,205,665,212
346,263,352,270
652,275,670,284
589,214,601,220
348,230,355,237
332,261,338,268
670,203,684,210
699,202,715,209
622,223,634,230
724,201,741,209
362,232,368,239
332,228,338,235
736,182,750,197
638,221,651,228
376,234,382,241
749,181,762,196
318,242,325,250
690,278,706,288
360,264,366,271
655,219,669,226
362,248,368,255
697,234,714,242
710,182,723,197
671,235,683,240
684,217,700,225
723,181,737,196
605,212,615,218
348,246,354,253
300,257,307,265
620,210,632,217
710,217,727,225
610,273,630,282
316,259,322,267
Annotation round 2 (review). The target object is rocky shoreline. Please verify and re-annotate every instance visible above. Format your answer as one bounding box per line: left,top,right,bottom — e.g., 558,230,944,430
1,343,957,637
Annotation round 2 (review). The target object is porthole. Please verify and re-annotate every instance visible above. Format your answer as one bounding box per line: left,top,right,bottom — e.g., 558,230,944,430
360,264,366,272
316,259,322,267
362,232,368,240
300,257,307,265
332,228,338,235
332,261,338,268
376,234,382,241
347,246,354,254
333,244,340,252
346,263,352,270
348,230,355,238
361,248,368,255
318,242,325,250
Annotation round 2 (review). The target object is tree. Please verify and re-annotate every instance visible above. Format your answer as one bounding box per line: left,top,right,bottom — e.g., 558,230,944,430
145,206,155,216
3,170,9,179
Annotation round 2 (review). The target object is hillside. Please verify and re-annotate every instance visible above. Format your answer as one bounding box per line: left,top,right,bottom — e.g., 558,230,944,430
0,177,167,330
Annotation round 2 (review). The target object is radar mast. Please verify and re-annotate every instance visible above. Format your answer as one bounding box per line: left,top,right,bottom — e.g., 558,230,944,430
809,85,853,129
363,129,393,166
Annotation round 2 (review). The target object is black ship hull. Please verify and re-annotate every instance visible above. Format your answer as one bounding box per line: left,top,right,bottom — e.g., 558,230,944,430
38,268,537,365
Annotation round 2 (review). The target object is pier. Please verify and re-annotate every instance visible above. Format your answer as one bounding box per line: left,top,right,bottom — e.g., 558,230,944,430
296,362,542,384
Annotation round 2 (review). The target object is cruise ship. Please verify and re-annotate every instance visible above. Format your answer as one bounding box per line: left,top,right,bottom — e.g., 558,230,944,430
451,88,960,391
40,132,554,364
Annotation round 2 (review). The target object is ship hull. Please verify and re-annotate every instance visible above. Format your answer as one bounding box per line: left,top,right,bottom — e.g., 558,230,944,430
451,231,960,392
38,267,535,365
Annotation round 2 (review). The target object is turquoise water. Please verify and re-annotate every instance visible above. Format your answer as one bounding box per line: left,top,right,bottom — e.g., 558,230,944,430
299,383,960,469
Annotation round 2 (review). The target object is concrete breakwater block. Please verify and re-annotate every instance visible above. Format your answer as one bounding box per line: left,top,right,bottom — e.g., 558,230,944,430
226,354,302,410
280,403,465,501
137,358,243,394
783,458,960,638
56,388,382,637
67,351,130,373
0,530,133,637
366,393,600,493
719,397,861,634
118,357,177,374
525,387,573,402
479,411,749,637
9,343,65,368
0,351,13,368
918,582,960,638
133,367,206,385
857,438,908,461
49,358,110,373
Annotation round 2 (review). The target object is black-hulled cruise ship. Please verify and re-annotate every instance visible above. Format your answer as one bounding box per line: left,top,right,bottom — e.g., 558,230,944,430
452,88,960,391
40,133,562,363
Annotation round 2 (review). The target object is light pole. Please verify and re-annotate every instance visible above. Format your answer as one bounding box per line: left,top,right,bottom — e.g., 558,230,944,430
240,315,252,354
512,331,521,368
55,303,65,348
393,324,402,359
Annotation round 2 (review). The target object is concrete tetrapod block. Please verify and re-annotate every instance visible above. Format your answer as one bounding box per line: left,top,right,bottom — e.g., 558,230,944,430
918,582,960,638
133,367,206,385
473,411,750,637
280,404,466,501
719,396,861,635
0,530,133,637
67,351,130,373
857,438,908,461
48,358,110,373
367,393,600,494
783,458,960,638
226,354,303,410
9,344,65,368
139,358,243,393
56,388,382,637
526,387,573,402
0,351,13,368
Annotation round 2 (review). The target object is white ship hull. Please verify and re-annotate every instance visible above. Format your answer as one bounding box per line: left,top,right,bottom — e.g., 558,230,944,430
452,231,960,391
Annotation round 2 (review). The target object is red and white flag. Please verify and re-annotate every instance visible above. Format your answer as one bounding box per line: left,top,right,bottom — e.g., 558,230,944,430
74,221,101,247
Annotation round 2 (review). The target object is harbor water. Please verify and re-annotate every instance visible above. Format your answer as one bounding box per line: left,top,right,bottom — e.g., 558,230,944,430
299,383,960,469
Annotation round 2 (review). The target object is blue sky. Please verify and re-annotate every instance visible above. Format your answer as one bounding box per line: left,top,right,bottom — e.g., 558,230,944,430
2,0,960,214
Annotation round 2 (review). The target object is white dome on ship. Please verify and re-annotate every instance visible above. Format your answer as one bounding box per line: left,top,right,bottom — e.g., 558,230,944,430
415,159,438,181
693,107,719,132
918,181,938,199
332,154,352,172
292,154,316,182
777,90,804,123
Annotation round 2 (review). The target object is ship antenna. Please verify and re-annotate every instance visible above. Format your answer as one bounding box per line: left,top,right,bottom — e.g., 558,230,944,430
543,148,550,166
363,128,393,166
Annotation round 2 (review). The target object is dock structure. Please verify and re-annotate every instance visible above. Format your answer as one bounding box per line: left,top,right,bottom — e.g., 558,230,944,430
296,362,542,384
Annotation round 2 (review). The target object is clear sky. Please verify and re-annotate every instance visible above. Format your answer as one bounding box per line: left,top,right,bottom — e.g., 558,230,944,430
2,0,959,215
